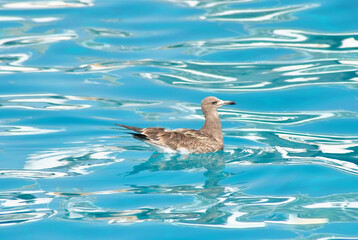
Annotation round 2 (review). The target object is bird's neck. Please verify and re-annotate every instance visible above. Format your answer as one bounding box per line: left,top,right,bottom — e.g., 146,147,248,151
201,110,223,143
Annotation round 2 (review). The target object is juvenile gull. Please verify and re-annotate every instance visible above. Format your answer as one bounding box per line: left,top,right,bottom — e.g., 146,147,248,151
116,96,236,153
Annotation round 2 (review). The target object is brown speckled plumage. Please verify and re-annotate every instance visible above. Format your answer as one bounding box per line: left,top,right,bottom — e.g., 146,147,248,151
116,96,236,153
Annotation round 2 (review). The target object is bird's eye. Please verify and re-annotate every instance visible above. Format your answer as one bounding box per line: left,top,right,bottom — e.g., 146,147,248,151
211,101,218,104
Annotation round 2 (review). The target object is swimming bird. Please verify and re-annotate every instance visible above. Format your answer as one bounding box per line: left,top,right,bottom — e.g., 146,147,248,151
116,96,236,153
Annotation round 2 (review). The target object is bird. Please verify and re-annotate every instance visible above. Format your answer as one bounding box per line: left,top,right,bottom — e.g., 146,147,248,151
116,96,236,154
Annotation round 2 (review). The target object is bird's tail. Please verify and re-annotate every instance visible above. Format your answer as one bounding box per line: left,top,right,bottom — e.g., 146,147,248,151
115,124,143,133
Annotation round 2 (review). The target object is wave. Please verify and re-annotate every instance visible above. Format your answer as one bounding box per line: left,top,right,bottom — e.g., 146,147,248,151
135,59,358,92
2,127,357,228
166,29,358,55
123,99,356,126
0,31,77,49
38,58,357,91
0,93,91,110
164,0,317,23
2,55,358,93
48,175,358,229
199,4,318,23
2,179,357,228
24,144,124,175
0,93,165,112
0,125,63,136
225,128,358,175
163,0,258,9
3,57,358,92
0,170,69,178
0,190,55,226
0,16,60,23
0,0,93,9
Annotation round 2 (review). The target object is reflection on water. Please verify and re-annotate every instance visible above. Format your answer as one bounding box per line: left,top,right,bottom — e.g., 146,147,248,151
6,57,355,91
167,29,358,55
163,0,257,9
198,4,318,23
0,125,63,136
0,31,77,49
0,93,163,111
0,170,69,178
2,54,358,92
136,59,358,92
2,151,354,229
25,144,124,175
0,54,57,73
164,0,318,23
0,0,93,9
1,124,356,228
2,56,358,92
226,129,358,175
0,190,55,226
0,93,91,110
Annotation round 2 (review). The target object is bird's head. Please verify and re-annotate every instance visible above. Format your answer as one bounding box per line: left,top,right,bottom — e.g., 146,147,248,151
201,96,236,115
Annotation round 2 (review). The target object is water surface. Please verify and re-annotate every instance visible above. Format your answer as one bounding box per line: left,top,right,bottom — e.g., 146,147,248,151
0,0,358,239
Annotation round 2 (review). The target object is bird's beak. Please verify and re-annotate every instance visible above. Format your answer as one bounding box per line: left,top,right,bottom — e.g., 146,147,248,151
221,100,236,106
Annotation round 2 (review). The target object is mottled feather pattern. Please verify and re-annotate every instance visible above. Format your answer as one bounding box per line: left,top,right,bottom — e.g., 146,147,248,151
141,128,223,153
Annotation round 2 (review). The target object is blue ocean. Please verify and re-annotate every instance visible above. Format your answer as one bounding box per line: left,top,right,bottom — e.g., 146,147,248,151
0,0,358,239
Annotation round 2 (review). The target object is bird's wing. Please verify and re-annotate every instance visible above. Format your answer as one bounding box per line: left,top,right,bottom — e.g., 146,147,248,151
117,124,221,153
143,128,217,152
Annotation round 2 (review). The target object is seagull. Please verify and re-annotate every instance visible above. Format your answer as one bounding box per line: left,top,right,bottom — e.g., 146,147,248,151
116,96,236,154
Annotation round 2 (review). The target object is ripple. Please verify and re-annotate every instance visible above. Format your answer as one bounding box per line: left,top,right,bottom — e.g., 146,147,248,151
121,99,356,126
0,0,93,9
0,208,55,226
64,58,358,91
165,0,316,24
0,31,77,49
164,0,257,8
25,145,124,175
55,179,358,229
214,109,349,126
226,128,358,175
0,54,58,74
0,170,69,179
0,93,167,115
135,59,358,92
167,29,358,55
76,26,138,52
9,57,358,91
0,191,52,208
7,57,358,92
0,54,59,74
6,144,356,228
0,93,91,110
199,4,317,23
0,16,60,23
0,125,63,136
78,40,139,52
0,190,55,226
85,27,133,38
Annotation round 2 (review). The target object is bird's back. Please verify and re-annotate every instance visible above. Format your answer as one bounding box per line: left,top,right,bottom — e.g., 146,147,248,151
141,127,224,153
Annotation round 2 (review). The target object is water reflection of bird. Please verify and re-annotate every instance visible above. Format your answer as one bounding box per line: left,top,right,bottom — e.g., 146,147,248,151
128,151,233,190
129,151,226,175
116,96,236,153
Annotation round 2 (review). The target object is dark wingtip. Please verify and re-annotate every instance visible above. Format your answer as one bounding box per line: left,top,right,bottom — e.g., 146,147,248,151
115,123,143,133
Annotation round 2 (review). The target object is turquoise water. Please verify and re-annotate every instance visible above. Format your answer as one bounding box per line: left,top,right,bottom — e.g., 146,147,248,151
1,0,358,239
